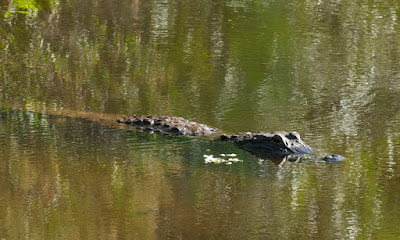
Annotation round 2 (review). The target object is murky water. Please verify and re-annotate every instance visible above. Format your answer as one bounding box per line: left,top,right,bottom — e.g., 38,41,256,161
1,0,400,239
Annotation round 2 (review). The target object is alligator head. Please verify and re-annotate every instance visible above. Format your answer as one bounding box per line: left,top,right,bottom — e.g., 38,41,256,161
221,131,312,158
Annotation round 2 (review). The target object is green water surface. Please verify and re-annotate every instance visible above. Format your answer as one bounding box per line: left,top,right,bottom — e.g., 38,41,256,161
1,0,400,239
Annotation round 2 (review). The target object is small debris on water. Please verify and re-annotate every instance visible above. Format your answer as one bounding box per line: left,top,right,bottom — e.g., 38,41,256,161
204,154,243,164
220,153,237,157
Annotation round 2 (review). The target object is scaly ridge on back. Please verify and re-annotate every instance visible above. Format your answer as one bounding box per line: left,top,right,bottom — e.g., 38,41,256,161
117,115,219,136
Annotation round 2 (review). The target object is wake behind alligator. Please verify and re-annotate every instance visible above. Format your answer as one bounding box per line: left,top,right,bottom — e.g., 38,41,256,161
117,115,344,162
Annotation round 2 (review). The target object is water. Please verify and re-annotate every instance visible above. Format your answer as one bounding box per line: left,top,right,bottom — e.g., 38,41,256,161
1,0,400,239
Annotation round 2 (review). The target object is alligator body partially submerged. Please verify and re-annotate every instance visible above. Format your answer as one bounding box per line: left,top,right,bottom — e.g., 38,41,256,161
118,115,344,162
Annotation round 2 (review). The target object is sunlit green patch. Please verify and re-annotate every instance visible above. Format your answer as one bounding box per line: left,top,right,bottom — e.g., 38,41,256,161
3,0,57,17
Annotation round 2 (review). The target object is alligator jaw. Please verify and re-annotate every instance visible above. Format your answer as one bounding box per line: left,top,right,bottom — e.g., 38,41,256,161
221,131,312,157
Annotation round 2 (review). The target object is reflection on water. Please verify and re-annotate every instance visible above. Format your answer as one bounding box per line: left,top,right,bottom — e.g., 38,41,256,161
1,0,400,238
0,111,399,238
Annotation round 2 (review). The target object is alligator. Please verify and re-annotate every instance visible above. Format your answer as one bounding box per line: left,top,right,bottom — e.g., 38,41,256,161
117,115,345,163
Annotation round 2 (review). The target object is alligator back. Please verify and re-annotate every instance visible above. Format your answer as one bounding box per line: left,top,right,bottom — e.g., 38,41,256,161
118,115,219,136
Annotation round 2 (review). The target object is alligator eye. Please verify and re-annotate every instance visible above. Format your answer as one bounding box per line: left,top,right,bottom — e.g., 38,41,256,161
287,132,300,140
